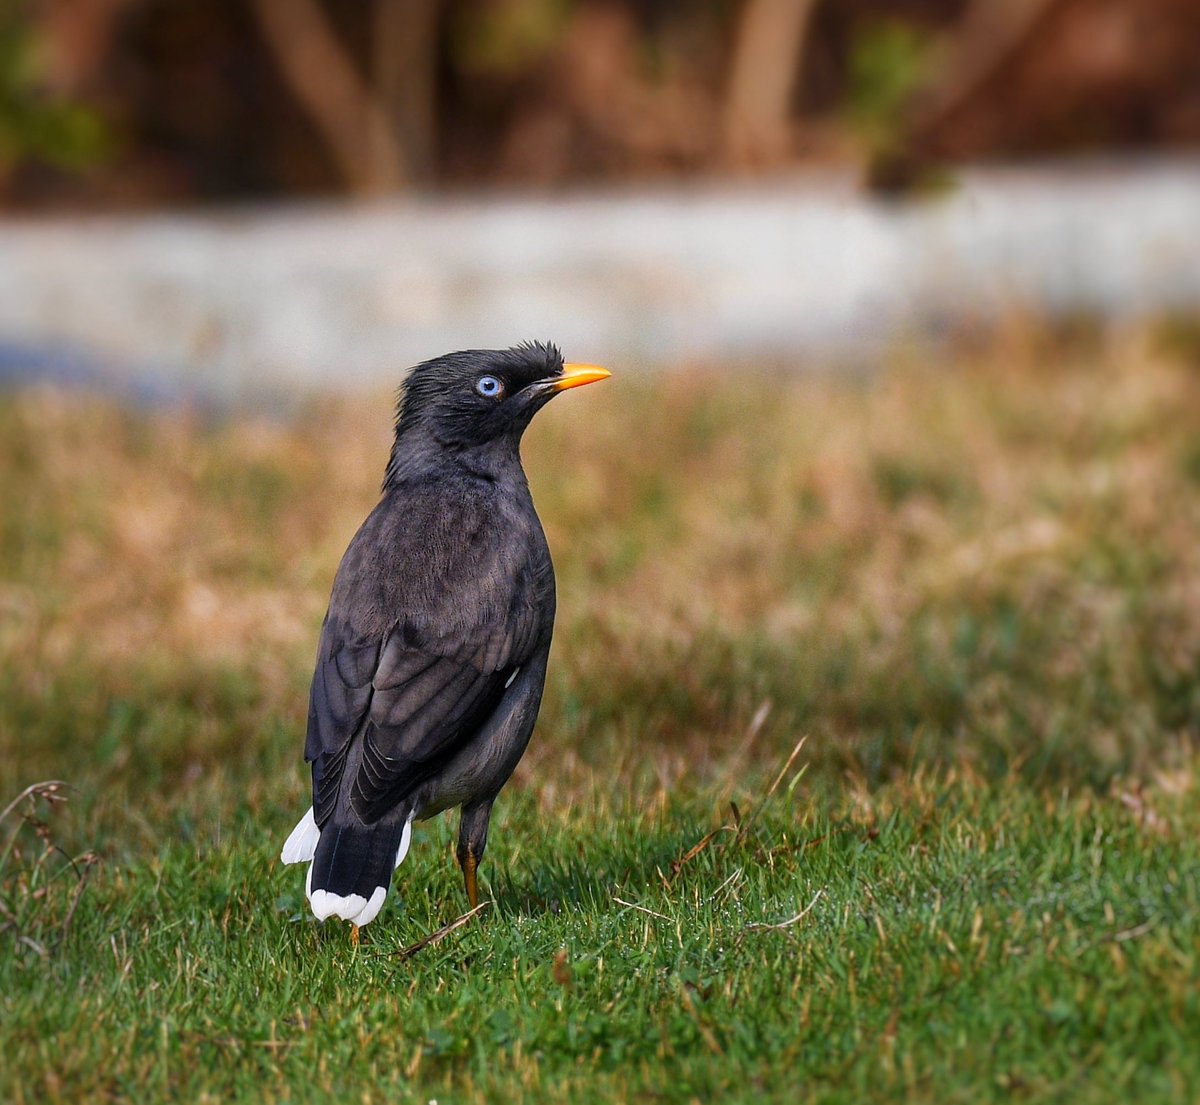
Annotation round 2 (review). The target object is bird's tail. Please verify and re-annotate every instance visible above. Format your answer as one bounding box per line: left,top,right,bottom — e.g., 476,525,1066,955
280,806,414,927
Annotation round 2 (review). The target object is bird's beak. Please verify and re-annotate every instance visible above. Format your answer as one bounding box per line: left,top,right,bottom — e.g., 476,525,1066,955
553,363,612,392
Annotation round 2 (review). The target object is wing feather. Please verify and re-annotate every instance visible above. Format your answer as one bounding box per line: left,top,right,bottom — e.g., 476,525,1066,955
303,482,553,828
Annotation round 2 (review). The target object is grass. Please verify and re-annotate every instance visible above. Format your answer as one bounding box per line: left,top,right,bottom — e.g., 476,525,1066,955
1,323,1199,1102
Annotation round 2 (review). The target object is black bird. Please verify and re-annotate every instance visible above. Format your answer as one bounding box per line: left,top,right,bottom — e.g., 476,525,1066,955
280,342,610,928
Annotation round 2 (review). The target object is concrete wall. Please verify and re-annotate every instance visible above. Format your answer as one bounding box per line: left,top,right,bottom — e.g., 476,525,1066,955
0,159,1197,399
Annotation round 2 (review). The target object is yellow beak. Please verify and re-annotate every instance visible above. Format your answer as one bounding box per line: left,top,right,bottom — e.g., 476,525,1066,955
553,363,612,392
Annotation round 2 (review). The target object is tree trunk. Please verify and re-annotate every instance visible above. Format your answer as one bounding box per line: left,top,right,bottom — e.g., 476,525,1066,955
907,0,1064,142
248,0,409,196
723,0,819,166
371,0,440,186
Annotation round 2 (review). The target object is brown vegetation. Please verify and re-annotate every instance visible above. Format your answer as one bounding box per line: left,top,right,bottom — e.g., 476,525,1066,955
3,322,1199,803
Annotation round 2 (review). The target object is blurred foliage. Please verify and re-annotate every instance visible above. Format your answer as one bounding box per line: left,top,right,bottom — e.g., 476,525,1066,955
1153,312,1200,372
0,0,1196,205
452,0,573,77
845,19,933,148
844,18,952,194
0,8,109,175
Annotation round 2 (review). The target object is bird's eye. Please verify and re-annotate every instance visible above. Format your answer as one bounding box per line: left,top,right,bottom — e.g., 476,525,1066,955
476,375,503,399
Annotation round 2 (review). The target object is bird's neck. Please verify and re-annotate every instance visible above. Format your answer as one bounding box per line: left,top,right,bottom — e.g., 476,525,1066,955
452,438,528,485
384,427,527,490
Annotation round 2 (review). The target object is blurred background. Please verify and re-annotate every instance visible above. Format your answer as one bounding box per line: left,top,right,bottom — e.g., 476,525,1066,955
3,0,1200,204
0,0,1198,392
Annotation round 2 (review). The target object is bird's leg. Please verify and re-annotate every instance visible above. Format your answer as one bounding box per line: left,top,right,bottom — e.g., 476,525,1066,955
461,850,479,910
457,800,494,912
350,923,360,947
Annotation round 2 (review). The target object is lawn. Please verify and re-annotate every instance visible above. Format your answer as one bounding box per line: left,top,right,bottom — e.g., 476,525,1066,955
2,325,1199,1103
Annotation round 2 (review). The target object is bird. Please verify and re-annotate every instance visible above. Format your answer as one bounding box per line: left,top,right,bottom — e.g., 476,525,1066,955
280,341,610,930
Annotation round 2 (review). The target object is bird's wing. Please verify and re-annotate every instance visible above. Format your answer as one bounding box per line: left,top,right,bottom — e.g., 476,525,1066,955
304,510,550,826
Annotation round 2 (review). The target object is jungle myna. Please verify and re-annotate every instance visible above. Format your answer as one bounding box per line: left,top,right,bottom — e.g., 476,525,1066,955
281,342,610,927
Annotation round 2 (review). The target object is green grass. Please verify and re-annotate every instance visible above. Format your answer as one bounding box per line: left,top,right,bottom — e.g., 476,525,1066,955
4,774,1198,1103
2,328,1199,1102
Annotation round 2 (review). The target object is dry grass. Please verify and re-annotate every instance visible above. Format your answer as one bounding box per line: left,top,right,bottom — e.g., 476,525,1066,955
2,323,1200,811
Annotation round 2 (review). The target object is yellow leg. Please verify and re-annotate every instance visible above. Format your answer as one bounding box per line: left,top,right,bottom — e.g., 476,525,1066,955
350,923,360,947
461,850,479,910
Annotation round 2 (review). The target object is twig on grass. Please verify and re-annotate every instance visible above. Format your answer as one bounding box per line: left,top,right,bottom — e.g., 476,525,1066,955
669,735,810,882
1072,916,1158,959
740,889,825,939
705,867,744,905
613,896,673,923
668,824,736,881
18,934,47,958
1111,920,1155,943
735,735,808,843
395,901,490,961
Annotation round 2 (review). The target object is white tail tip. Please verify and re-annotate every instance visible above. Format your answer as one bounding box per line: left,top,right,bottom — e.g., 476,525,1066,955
296,811,417,928
280,807,320,865
309,885,388,925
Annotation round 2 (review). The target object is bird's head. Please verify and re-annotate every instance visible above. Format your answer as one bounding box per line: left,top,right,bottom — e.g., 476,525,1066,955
387,342,610,479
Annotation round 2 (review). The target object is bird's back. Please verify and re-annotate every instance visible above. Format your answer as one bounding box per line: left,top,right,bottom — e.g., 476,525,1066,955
329,466,555,658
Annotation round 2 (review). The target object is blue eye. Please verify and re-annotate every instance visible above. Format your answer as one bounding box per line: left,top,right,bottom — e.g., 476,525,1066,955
476,375,502,398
